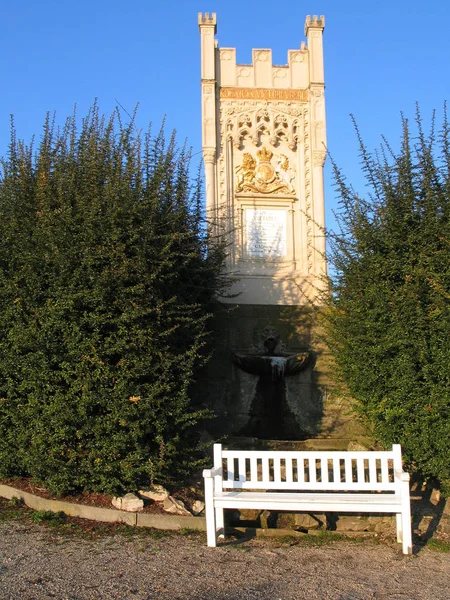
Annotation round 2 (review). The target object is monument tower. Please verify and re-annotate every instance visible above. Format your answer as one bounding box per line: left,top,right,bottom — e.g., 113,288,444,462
197,14,340,441
198,13,327,305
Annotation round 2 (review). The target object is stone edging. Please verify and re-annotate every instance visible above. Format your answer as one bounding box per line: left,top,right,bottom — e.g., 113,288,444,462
1,484,381,539
0,484,206,531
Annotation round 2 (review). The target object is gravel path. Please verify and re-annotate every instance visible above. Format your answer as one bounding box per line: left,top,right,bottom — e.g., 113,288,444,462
1,520,449,600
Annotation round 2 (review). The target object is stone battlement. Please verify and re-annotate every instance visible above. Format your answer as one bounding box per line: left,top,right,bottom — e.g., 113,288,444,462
198,12,217,27
305,15,325,31
217,44,311,90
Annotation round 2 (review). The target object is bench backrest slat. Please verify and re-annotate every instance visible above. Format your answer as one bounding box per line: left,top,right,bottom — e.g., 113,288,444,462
321,457,328,484
333,458,341,484
286,457,293,484
214,445,402,492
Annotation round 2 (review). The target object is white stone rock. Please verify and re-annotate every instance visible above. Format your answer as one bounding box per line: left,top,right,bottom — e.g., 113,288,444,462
191,500,205,515
162,496,192,516
138,485,169,502
111,493,144,512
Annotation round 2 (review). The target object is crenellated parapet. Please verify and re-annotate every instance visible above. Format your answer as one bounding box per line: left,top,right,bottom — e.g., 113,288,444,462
197,12,217,29
218,44,310,89
304,15,325,33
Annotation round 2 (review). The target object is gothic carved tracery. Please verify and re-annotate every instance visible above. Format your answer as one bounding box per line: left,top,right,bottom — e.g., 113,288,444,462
220,102,305,151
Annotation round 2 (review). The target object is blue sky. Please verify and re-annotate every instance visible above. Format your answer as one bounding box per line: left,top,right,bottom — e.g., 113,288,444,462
1,0,449,231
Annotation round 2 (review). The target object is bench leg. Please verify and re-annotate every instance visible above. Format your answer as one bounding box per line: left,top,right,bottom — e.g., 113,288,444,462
399,479,413,555
401,506,412,555
402,520,413,555
396,513,403,544
204,477,217,547
216,507,225,539
396,512,412,555
205,501,217,547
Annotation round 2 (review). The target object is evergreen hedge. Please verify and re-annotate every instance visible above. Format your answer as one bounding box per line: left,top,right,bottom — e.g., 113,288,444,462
0,105,227,495
324,108,450,493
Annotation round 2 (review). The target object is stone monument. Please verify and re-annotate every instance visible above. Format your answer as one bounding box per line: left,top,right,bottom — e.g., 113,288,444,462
198,12,327,305
197,14,358,443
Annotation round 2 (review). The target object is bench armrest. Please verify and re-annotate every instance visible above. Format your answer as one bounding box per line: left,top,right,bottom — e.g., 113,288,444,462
203,467,222,479
394,469,410,483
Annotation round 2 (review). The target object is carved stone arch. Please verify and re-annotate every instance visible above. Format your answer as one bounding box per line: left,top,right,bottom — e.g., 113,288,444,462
256,108,271,124
256,122,271,136
288,119,301,150
236,127,252,148
274,114,289,130
238,113,253,129
292,118,301,136
275,128,289,143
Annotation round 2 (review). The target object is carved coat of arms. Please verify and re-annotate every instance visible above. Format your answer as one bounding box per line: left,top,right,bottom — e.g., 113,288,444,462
235,147,295,194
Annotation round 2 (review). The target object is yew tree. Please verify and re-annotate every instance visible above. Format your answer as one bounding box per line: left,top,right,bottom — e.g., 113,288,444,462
325,107,450,492
0,105,227,495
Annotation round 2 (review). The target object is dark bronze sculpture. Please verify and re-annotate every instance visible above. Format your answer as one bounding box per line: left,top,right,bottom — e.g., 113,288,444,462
232,332,311,439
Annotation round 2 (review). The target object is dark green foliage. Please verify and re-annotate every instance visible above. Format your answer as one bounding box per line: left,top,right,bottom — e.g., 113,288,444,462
324,107,450,493
0,104,227,495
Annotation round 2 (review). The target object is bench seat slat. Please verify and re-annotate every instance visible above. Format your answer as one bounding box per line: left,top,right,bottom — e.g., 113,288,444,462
213,491,403,512
221,480,396,491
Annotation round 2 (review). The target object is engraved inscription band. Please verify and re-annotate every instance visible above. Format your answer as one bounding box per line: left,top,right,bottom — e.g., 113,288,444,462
220,87,308,101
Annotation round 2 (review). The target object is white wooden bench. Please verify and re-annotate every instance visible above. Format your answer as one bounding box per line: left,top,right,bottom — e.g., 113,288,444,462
203,443,412,554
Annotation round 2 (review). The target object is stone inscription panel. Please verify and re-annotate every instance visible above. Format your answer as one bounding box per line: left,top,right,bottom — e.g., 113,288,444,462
245,208,287,258
220,87,308,101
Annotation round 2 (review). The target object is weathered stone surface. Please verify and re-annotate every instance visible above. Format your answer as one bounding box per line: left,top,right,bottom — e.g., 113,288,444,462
231,509,261,524
294,513,325,531
259,511,290,530
111,493,144,512
259,511,325,531
259,511,272,529
437,520,450,534
273,513,296,530
138,485,169,502
162,496,192,516
136,512,206,530
347,441,369,451
191,500,205,515
370,516,395,534
334,515,370,532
